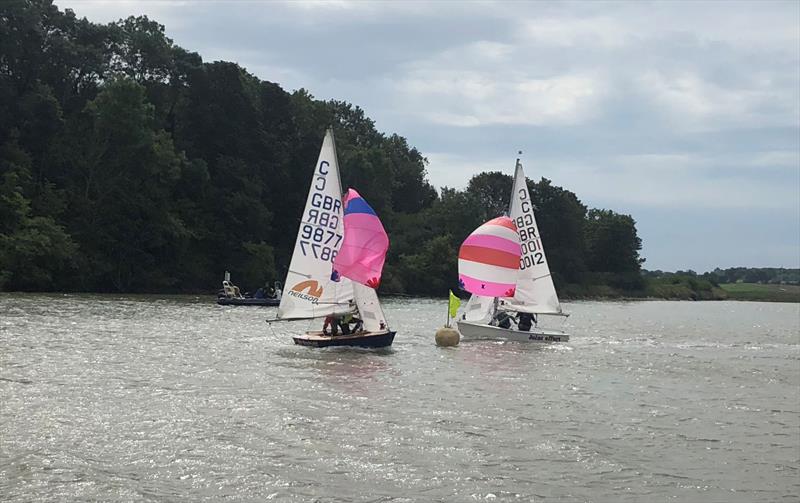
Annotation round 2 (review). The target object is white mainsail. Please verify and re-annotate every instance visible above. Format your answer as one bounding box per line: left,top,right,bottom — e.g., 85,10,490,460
503,160,562,314
278,129,354,320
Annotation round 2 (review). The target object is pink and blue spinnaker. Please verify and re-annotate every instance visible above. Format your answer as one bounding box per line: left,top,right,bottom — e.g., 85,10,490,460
332,189,389,289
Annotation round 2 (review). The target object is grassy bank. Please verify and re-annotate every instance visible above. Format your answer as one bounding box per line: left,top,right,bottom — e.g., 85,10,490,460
559,274,728,301
720,283,800,303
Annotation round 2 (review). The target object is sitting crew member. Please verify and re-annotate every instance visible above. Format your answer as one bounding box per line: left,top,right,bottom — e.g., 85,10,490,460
493,311,512,329
351,316,364,333
339,312,355,335
254,287,265,299
517,312,534,331
323,315,339,336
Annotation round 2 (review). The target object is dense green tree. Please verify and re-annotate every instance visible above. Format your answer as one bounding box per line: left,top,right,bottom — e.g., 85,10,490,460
0,1,648,297
0,139,75,289
399,235,458,296
58,78,185,291
528,178,587,284
584,209,643,274
466,171,512,222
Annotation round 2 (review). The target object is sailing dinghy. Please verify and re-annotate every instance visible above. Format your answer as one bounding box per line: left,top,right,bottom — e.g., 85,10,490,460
456,159,569,343
274,128,395,348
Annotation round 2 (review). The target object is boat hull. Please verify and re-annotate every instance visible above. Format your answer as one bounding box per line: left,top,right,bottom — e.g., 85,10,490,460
293,330,396,348
217,297,280,306
457,320,569,343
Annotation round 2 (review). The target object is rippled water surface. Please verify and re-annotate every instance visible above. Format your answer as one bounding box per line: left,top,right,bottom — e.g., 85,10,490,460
1,295,798,502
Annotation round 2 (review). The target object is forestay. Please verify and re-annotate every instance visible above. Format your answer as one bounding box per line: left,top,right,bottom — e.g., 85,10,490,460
503,160,562,314
278,129,354,320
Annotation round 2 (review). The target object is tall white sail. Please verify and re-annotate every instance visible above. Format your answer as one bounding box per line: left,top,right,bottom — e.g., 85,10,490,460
504,160,562,314
278,129,354,320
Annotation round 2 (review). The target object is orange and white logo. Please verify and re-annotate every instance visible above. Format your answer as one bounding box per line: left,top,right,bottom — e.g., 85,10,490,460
288,280,324,303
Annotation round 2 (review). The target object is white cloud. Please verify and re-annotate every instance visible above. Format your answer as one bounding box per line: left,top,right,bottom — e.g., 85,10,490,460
427,150,799,212
519,16,632,48
61,0,191,26
399,71,603,127
425,152,510,189
640,70,799,132
749,150,800,168
552,154,799,212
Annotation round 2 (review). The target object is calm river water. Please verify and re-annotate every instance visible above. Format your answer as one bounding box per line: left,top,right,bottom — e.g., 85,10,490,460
1,295,798,502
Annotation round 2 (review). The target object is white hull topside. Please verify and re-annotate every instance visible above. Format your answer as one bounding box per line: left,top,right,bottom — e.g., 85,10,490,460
456,320,569,343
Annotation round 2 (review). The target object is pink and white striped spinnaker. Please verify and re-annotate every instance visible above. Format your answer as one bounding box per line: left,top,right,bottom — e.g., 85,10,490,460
331,189,389,289
458,216,521,298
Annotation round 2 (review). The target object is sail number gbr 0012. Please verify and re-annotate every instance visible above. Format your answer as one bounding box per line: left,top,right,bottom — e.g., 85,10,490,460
515,191,545,270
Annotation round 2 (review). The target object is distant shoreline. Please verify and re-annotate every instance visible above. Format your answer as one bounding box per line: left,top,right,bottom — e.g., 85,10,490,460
2,283,798,304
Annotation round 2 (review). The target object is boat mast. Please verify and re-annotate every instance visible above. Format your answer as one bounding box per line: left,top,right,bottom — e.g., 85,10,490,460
509,151,522,216
328,126,355,314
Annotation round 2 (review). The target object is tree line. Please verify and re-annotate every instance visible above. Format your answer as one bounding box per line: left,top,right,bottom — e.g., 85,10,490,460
644,268,800,286
0,0,644,296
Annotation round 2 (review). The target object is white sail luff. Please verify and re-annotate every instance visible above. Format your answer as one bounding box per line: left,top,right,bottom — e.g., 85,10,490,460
278,129,354,320
505,160,562,314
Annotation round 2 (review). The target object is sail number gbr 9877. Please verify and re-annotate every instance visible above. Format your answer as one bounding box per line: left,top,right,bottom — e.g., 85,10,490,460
516,188,545,270
299,160,343,263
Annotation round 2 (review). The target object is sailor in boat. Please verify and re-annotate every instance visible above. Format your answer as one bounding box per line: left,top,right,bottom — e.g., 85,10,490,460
492,310,514,329
323,314,340,336
516,312,536,332
340,312,354,335
351,316,364,333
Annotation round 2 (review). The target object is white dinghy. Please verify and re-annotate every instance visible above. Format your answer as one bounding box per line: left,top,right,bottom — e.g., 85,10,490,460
456,158,569,343
272,128,394,348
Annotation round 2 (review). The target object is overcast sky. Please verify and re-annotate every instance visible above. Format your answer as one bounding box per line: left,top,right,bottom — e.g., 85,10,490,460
59,0,800,272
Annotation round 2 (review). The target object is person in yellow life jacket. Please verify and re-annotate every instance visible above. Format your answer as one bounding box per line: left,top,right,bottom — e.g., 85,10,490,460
339,312,354,335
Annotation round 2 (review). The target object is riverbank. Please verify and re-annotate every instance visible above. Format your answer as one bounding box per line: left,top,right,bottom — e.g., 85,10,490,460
719,283,800,303
559,281,799,303
3,283,799,303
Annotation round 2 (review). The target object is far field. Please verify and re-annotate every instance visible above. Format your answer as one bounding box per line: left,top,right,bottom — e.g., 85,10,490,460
720,283,800,303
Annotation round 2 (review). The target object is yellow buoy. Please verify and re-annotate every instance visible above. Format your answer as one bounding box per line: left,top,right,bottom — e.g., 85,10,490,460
435,326,460,347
